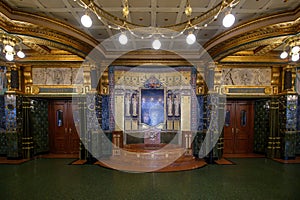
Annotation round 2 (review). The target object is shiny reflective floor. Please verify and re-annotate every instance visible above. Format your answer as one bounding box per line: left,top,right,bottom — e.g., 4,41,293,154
0,158,299,199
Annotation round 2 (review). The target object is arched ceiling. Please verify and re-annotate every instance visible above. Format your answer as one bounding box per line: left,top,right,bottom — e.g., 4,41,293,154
0,0,299,65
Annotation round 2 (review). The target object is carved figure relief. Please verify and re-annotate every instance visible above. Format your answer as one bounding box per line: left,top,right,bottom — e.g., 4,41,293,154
32,68,73,85
174,94,180,116
32,68,47,85
222,68,271,86
46,68,71,85
132,94,138,117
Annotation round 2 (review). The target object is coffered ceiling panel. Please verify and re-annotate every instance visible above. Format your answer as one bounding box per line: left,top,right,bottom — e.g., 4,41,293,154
156,12,178,27
130,12,151,27
38,0,67,8
129,0,151,8
239,0,270,10
157,0,181,8
189,0,212,8
94,0,122,7
0,0,299,64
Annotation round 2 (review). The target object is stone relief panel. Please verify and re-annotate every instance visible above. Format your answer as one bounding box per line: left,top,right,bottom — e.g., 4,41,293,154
222,68,271,86
32,68,75,85
32,68,47,85
71,68,84,84
114,71,191,88
46,68,71,85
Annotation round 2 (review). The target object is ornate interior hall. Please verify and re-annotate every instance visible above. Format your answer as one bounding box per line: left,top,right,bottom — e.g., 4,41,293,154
0,0,300,199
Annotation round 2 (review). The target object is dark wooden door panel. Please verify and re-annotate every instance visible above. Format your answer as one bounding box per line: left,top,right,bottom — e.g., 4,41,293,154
223,100,254,154
49,100,80,154
223,101,235,154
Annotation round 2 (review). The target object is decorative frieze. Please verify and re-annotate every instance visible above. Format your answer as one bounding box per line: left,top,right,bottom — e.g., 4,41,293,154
222,68,271,86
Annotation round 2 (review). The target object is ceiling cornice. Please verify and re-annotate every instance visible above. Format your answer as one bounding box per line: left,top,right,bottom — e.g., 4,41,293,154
0,1,99,58
205,6,300,61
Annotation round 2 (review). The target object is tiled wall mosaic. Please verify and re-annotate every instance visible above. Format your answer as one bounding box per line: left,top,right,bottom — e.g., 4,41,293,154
31,99,49,154
254,100,270,154
0,96,6,154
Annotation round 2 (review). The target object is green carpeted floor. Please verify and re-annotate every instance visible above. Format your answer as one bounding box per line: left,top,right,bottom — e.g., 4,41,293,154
0,158,299,199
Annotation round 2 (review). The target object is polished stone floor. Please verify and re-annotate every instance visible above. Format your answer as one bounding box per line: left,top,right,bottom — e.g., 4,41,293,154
0,158,299,200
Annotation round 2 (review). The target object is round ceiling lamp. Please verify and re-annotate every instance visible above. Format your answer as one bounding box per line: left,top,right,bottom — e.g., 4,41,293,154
81,14,92,28
186,32,196,45
222,12,235,28
118,33,128,45
152,39,161,50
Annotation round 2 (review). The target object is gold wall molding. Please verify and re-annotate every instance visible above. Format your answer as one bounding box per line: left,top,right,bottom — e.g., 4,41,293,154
220,85,275,96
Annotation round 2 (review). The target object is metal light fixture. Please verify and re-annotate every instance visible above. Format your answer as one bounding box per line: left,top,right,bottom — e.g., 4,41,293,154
280,33,300,62
0,32,25,61
73,0,240,39
76,0,240,45
185,0,192,17
122,0,129,19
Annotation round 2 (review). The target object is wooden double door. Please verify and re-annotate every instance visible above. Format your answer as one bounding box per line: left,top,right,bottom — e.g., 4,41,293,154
49,100,80,154
223,100,254,154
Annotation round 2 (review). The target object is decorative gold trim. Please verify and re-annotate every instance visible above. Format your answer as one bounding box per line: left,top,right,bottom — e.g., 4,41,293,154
220,85,275,96
0,1,97,57
26,85,85,95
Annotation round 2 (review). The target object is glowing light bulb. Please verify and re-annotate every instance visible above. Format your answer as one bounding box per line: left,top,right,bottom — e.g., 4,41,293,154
280,51,288,59
152,39,161,50
186,33,196,45
118,33,128,45
81,14,92,28
17,50,25,58
4,44,14,52
222,13,235,28
291,46,300,54
291,53,299,62
5,52,14,61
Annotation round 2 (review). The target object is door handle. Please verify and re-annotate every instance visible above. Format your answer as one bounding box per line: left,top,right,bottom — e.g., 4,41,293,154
232,128,234,133
69,128,72,134
236,128,239,134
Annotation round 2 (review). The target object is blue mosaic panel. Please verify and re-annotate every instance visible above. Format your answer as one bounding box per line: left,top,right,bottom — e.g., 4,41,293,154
108,66,115,131
101,95,109,130
296,96,300,154
279,95,298,159
5,94,22,158
254,100,269,154
0,95,6,154
197,95,204,131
